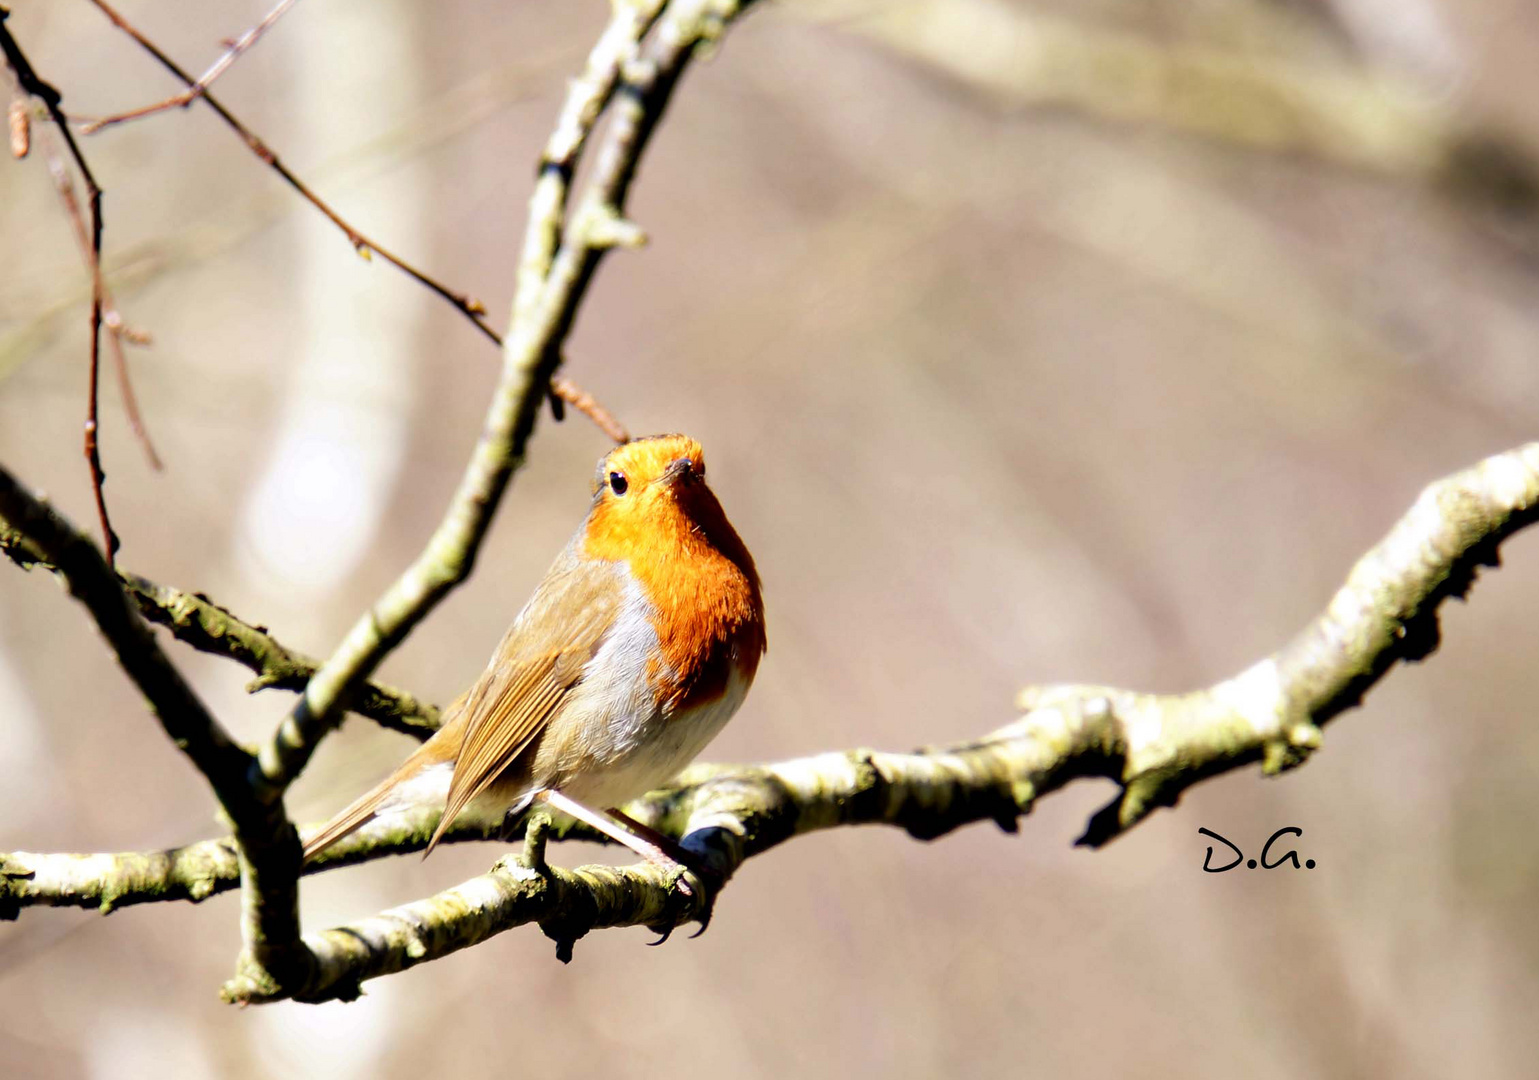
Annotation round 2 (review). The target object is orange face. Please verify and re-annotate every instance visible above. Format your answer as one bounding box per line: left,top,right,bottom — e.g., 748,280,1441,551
584,433,752,574
589,433,706,501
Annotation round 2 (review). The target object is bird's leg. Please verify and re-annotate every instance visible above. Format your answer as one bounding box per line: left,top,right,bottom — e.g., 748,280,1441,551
605,808,715,878
537,789,708,899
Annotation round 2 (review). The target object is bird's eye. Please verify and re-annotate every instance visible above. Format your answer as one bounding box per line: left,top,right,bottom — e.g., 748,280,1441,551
608,471,628,495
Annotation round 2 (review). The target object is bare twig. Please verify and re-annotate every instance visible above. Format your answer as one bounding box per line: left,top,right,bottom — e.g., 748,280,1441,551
79,0,628,442
550,375,630,444
82,0,495,341
40,135,161,470
0,7,120,563
82,0,302,132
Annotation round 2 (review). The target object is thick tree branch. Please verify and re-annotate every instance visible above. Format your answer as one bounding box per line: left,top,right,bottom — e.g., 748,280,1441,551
121,572,441,738
1058,440,1539,844
0,467,309,984
0,803,613,919
0,530,441,738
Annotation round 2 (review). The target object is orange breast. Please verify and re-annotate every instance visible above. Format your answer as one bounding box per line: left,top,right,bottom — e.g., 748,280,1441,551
582,478,764,711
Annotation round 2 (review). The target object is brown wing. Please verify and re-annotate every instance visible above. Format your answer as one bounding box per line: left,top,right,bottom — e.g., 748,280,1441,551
423,554,622,855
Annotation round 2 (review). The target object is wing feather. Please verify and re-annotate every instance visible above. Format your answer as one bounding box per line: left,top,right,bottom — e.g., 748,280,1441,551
423,559,622,854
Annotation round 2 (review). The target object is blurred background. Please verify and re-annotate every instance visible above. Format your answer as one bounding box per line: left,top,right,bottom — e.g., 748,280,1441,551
3,0,1539,1076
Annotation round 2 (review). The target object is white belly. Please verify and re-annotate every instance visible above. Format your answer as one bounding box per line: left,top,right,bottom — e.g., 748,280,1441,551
557,662,751,809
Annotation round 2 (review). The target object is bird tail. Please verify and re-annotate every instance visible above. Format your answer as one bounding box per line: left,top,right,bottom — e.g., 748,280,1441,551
302,696,468,864
301,769,402,863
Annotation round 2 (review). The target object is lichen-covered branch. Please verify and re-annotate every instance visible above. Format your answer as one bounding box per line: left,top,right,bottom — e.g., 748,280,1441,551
120,572,441,739
0,466,309,985
1055,441,1539,844
214,441,1539,1004
0,803,618,919
259,0,762,789
0,530,441,738
512,0,664,328
0,471,257,825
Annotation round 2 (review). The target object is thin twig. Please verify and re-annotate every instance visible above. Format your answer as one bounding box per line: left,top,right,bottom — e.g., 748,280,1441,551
3,516,440,735
550,375,630,443
79,0,627,443
81,0,302,133
82,0,495,339
40,133,161,470
0,6,119,563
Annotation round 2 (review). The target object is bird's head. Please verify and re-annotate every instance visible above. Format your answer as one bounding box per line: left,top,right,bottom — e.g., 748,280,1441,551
590,433,707,506
582,434,757,589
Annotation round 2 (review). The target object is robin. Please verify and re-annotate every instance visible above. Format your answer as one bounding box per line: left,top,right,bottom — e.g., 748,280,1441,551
301,434,765,883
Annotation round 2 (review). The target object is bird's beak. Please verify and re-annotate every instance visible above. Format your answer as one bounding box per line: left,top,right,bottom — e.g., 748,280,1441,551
664,458,697,486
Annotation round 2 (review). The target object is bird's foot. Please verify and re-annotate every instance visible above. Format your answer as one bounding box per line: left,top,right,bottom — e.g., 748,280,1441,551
537,790,724,937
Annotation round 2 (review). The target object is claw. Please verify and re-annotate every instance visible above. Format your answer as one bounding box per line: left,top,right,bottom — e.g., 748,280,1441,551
683,865,722,938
